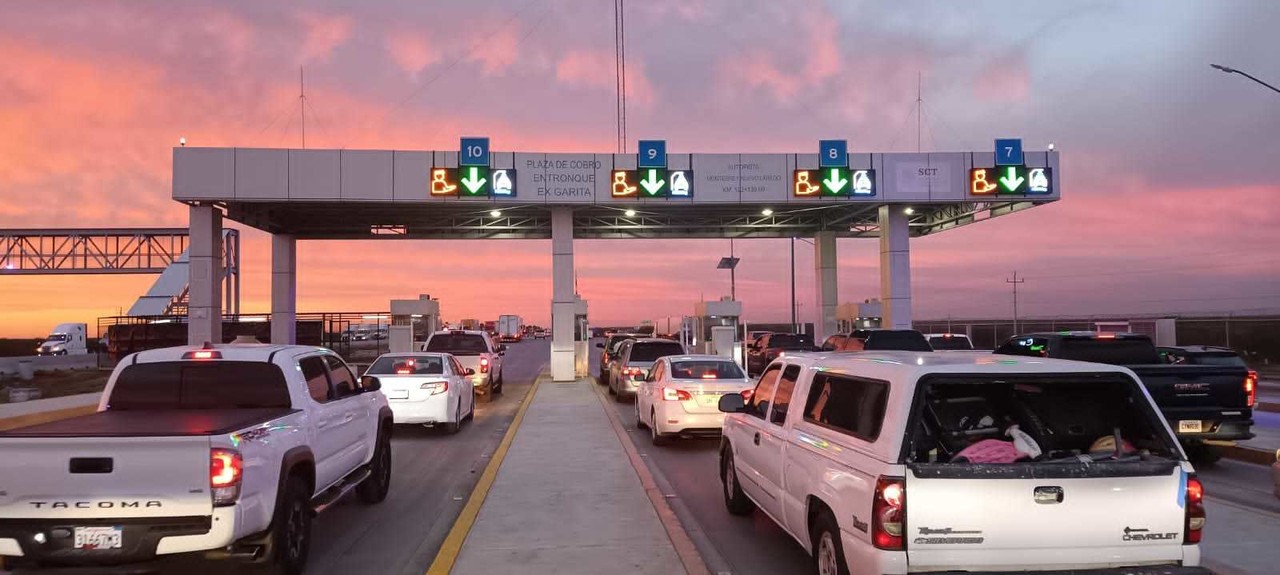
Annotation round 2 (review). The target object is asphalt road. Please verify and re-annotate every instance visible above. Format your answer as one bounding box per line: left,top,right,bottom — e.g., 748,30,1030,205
148,340,548,575
594,344,1280,575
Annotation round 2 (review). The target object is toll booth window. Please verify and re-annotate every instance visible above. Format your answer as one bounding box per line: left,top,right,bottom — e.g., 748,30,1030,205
425,334,489,354
670,360,744,380
368,355,445,375
629,342,686,362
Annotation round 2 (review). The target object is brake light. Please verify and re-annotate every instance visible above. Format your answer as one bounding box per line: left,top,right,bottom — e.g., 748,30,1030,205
1095,334,1117,339
210,448,243,507
626,367,646,379
1245,371,1257,409
662,388,693,401
421,381,449,395
1185,475,1205,544
479,357,490,374
872,476,906,550
395,368,412,374
701,373,718,379
183,349,223,360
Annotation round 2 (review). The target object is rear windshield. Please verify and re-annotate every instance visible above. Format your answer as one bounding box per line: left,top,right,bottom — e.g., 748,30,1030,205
425,334,488,355
768,334,812,349
670,360,745,380
928,336,973,350
367,355,444,375
1057,338,1160,364
1178,353,1246,367
904,375,1179,464
630,342,686,362
109,361,291,410
864,331,932,352
607,336,635,354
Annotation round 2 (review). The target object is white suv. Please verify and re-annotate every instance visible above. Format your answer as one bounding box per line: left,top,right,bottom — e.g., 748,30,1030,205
717,351,1208,575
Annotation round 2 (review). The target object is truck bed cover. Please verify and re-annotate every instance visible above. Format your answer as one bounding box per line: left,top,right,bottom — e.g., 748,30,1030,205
0,408,297,437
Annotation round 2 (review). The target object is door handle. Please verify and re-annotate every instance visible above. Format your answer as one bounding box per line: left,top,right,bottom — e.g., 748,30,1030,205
343,413,355,423
754,432,761,446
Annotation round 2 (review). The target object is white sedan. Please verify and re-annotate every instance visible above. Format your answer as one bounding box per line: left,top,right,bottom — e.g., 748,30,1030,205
635,354,752,445
364,352,475,433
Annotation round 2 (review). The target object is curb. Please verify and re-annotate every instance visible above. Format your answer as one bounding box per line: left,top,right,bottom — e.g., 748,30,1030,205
1220,444,1278,466
592,383,712,575
1256,401,1280,413
425,371,544,575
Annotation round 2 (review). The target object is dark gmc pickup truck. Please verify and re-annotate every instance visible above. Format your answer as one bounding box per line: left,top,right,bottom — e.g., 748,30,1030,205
995,332,1253,459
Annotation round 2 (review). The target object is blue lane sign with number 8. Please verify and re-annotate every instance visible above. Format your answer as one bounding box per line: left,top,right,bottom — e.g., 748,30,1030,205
460,137,490,167
819,140,847,168
638,140,666,168
995,138,1023,166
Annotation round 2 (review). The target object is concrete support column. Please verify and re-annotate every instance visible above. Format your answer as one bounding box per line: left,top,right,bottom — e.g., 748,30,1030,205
878,206,913,329
271,234,297,345
813,231,839,341
187,204,223,346
551,207,576,381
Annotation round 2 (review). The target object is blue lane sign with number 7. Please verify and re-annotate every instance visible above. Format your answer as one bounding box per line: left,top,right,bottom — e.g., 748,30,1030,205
995,138,1023,166
819,140,847,168
638,140,666,168
460,137,490,167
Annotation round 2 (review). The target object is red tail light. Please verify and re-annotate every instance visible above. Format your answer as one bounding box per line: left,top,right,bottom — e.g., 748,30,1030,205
210,448,243,507
421,381,449,395
662,387,693,401
626,367,646,379
479,357,490,374
872,476,906,550
1185,475,1205,544
1245,371,1257,409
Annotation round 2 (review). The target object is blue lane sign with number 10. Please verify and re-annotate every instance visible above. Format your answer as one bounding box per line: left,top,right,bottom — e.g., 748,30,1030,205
995,138,1023,166
638,140,666,168
460,137,490,167
819,140,847,168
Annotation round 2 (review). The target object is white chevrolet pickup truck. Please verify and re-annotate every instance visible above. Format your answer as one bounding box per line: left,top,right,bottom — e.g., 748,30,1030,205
718,351,1210,575
0,343,393,574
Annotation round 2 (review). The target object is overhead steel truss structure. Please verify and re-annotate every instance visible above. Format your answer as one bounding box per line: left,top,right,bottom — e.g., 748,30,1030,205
223,200,1034,240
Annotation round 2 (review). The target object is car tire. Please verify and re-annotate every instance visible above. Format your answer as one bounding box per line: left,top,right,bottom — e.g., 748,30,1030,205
444,405,461,435
635,401,648,429
650,409,671,446
607,379,617,395
492,370,504,395
357,427,392,504
614,389,628,403
1186,442,1223,466
721,447,754,516
464,396,475,421
476,383,494,404
271,476,313,575
811,509,851,575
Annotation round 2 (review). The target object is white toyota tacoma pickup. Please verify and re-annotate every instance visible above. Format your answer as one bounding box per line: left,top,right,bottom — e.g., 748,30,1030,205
0,343,393,574
718,351,1210,575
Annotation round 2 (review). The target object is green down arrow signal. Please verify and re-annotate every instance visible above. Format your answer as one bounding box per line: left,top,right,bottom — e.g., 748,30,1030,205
999,166,1024,192
640,169,665,196
461,166,487,194
823,168,848,194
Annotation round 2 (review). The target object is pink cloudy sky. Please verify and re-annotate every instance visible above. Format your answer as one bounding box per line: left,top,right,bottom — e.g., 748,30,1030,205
1,0,1279,337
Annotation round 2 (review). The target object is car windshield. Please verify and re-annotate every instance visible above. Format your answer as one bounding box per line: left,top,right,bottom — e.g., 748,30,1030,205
629,342,686,362
670,360,745,380
1057,338,1160,364
367,355,445,375
928,336,973,350
425,334,488,355
768,334,812,349
44,334,70,342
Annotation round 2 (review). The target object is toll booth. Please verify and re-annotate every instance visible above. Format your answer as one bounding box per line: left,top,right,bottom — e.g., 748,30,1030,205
836,299,882,334
572,296,590,377
693,298,742,363
389,294,440,353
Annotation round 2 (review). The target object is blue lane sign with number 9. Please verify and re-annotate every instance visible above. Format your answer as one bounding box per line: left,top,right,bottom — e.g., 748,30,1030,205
995,138,1023,166
819,140,847,168
638,140,666,168
460,137,490,167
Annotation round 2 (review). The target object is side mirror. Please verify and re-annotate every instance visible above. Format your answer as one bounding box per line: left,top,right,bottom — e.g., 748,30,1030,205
465,368,476,376
718,393,746,413
360,376,381,392
595,342,605,349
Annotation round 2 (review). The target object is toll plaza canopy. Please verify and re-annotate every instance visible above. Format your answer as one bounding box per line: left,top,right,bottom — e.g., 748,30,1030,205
172,146,1060,381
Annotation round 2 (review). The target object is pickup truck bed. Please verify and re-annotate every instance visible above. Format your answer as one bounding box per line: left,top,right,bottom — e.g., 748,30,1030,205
0,408,296,437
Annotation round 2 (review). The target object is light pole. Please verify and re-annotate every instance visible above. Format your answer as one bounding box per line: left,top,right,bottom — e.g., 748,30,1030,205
789,238,796,331
1210,64,1280,95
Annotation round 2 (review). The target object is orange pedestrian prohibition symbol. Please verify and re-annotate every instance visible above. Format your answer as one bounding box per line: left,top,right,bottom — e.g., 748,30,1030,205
431,168,457,195
794,171,820,196
612,171,637,197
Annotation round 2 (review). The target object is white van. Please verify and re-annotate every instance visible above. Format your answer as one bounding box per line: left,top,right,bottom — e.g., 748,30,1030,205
717,351,1207,575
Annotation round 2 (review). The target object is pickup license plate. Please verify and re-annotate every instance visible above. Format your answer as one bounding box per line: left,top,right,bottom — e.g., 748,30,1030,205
387,389,409,400
74,526,122,550
1178,420,1203,433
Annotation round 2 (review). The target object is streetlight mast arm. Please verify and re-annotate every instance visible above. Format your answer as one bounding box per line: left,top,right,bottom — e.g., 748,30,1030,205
1211,63,1280,95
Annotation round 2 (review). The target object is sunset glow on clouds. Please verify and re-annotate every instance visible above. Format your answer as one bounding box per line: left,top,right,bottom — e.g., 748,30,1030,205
1,0,1278,337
